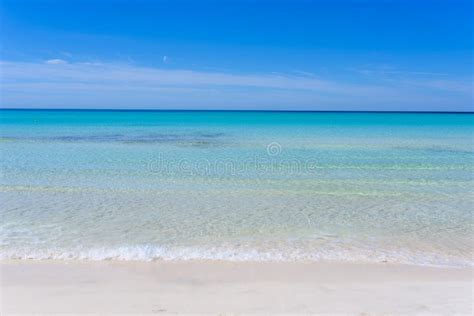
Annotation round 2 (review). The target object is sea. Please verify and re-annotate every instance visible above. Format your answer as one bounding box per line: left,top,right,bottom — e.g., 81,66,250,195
1,110,472,267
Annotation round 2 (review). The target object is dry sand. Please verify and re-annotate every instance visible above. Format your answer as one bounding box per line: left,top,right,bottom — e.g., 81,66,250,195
1,260,472,315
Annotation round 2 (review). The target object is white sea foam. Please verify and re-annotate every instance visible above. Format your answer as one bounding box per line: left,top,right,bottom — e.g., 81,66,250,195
1,244,472,268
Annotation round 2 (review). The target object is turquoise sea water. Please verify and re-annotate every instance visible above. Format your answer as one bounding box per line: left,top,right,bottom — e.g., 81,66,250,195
1,110,473,266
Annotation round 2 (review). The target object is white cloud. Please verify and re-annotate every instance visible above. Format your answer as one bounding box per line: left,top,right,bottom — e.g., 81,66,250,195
0,60,471,111
44,59,68,65
1,61,385,95
400,79,474,93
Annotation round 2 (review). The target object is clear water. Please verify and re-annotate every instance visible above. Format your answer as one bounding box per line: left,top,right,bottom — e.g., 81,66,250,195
1,110,473,266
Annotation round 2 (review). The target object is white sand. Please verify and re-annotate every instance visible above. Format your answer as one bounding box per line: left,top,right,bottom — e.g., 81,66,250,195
1,260,472,314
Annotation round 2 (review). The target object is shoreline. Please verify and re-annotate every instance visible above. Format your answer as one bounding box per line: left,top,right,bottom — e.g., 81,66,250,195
1,260,472,314
0,257,471,269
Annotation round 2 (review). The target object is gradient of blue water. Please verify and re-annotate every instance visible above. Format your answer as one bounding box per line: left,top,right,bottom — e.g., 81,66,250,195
1,110,473,266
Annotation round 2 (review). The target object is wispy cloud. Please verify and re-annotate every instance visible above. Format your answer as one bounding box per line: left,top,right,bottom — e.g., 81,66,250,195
400,79,473,93
0,60,471,111
1,60,388,94
44,59,68,65
358,69,449,77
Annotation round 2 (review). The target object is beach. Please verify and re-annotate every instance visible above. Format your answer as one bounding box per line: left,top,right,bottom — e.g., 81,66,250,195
1,260,472,314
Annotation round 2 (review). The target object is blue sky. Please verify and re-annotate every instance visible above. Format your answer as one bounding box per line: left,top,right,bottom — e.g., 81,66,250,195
1,0,472,111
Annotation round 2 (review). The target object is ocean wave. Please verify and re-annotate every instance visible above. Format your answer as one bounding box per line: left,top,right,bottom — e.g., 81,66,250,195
1,244,471,268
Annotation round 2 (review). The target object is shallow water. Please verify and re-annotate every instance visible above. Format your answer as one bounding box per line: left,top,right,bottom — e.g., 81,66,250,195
1,110,473,266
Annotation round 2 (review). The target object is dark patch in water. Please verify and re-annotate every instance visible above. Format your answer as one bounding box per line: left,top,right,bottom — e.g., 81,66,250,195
195,132,226,138
393,145,474,155
2,132,228,147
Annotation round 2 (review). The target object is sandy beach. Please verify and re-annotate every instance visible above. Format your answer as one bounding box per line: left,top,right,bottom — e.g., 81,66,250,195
1,260,472,315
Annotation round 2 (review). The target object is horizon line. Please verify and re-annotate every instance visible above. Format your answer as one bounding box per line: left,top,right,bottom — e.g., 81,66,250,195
0,108,473,114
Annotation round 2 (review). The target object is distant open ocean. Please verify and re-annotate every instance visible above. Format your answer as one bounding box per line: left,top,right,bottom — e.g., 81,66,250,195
1,110,473,267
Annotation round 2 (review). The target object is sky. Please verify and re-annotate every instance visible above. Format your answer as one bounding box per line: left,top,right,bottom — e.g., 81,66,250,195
0,0,472,111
